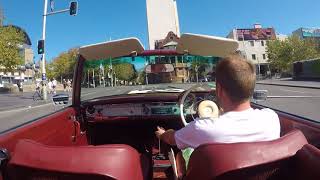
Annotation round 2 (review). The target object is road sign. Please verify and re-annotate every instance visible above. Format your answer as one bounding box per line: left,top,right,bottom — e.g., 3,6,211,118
42,73,47,81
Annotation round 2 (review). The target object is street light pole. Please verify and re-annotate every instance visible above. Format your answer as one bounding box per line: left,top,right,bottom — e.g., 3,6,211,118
41,0,49,100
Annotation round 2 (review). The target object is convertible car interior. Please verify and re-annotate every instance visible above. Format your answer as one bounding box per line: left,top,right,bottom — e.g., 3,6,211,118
0,35,320,180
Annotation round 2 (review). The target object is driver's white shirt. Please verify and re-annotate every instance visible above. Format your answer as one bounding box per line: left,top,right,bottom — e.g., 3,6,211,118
174,108,280,150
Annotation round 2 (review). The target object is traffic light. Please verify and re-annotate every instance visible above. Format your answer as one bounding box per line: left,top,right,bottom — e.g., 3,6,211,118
38,40,44,54
69,1,78,16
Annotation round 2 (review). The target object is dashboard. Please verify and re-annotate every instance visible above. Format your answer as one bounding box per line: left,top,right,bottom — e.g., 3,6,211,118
84,91,216,119
86,102,180,117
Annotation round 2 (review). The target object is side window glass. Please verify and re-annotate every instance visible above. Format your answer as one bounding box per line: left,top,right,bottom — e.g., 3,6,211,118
0,48,77,133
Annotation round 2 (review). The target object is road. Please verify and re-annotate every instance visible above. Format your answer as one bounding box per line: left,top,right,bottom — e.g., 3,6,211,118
255,84,320,121
0,91,71,133
0,83,319,133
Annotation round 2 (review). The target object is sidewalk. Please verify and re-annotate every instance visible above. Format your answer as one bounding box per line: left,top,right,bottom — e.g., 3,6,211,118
256,78,320,89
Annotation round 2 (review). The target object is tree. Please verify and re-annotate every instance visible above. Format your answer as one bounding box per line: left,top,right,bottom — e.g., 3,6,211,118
113,63,136,83
0,26,25,72
189,56,211,82
267,36,319,73
48,48,78,81
136,70,146,84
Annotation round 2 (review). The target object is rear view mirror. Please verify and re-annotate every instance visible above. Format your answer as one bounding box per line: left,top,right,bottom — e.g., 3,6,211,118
52,94,69,105
252,90,268,102
145,64,174,73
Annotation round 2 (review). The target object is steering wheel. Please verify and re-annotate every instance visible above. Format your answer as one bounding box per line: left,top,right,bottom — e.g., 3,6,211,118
179,85,219,126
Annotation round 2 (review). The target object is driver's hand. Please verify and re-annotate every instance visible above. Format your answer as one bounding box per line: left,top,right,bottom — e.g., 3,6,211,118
155,126,166,139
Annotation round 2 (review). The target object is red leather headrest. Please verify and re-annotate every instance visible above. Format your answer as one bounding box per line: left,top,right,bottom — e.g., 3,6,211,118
9,140,144,180
186,129,308,180
294,144,320,180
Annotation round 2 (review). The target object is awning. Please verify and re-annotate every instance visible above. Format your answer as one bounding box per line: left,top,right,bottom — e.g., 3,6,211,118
79,38,145,61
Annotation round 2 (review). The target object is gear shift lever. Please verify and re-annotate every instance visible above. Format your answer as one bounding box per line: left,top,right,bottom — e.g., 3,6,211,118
154,138,166,160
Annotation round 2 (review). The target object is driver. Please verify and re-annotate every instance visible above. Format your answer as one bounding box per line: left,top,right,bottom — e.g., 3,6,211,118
155,55,280,168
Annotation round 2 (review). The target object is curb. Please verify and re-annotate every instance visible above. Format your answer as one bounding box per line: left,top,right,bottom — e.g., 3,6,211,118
256,82,320,89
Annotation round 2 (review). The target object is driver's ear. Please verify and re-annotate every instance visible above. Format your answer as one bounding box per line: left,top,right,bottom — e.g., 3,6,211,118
216,82,221,97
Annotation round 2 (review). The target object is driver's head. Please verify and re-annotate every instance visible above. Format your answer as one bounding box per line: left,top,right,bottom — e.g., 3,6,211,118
215,55,256,107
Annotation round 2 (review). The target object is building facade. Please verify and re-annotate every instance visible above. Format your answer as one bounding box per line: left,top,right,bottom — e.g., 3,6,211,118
227,24,277,76
292,28,320,40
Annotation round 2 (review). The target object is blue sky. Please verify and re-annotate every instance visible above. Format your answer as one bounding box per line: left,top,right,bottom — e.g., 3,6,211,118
1,0,320,63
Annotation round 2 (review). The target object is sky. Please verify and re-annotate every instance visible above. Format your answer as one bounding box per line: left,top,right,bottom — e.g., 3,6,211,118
1,0,320,63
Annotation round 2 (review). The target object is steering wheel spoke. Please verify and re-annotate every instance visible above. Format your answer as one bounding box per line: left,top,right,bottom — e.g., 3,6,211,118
179,84,218,126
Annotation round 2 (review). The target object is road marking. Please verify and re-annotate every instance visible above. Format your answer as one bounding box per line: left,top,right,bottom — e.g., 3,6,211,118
268,96,320,98
0,103,52,115
279,89,307,94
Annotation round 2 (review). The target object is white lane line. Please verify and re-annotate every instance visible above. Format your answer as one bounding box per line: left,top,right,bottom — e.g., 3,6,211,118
279,89,307,94
0,103,52,115
268,96,320,98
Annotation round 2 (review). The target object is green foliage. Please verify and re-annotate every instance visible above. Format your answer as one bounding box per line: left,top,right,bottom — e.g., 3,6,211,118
189,56,211,80
267,36,320,73
0,26,25,72
136,70,146,84
113,63,136,81
47,48,78,80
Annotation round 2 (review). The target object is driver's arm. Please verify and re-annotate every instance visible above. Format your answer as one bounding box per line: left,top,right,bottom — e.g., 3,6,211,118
155,127,177,146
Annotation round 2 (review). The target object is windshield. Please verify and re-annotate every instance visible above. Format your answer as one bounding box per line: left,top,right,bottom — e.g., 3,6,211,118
1,0,320,134
81,54,218,101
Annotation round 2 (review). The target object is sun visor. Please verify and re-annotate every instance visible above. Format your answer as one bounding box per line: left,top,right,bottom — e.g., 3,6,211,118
79,38,145,60
176,33,239,57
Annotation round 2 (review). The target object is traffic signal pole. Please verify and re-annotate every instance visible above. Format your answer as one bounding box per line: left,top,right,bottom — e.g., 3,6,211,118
41,0,48,100
40,0,77,100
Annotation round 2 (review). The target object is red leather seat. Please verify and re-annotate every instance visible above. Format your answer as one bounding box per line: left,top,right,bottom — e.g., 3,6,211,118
292,144,320,180
7,140,150,180
184,129,308,180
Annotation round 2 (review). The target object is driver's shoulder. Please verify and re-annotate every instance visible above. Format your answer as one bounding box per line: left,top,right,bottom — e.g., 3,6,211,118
192,118,217,127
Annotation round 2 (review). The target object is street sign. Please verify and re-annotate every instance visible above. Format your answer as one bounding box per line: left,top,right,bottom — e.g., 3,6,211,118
42,73,47,81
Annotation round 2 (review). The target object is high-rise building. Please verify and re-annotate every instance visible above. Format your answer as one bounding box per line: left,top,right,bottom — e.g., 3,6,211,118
146,0,180,50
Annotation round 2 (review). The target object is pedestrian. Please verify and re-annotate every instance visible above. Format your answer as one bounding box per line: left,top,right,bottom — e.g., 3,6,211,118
52,78,57,94
67,79,72,92
63,79,67,92
36,81,40,92
48,80,53,94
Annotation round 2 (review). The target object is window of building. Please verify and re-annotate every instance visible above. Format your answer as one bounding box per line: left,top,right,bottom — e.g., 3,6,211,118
261,41,265,46
252,54,256,60
263,54,266,59
250,41,254,47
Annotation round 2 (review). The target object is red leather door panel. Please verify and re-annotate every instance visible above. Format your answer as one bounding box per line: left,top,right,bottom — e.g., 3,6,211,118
0,107,88,153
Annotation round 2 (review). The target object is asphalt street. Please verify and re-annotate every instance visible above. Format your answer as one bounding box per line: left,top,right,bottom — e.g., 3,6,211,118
0,83,319,133
255,84,320,121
